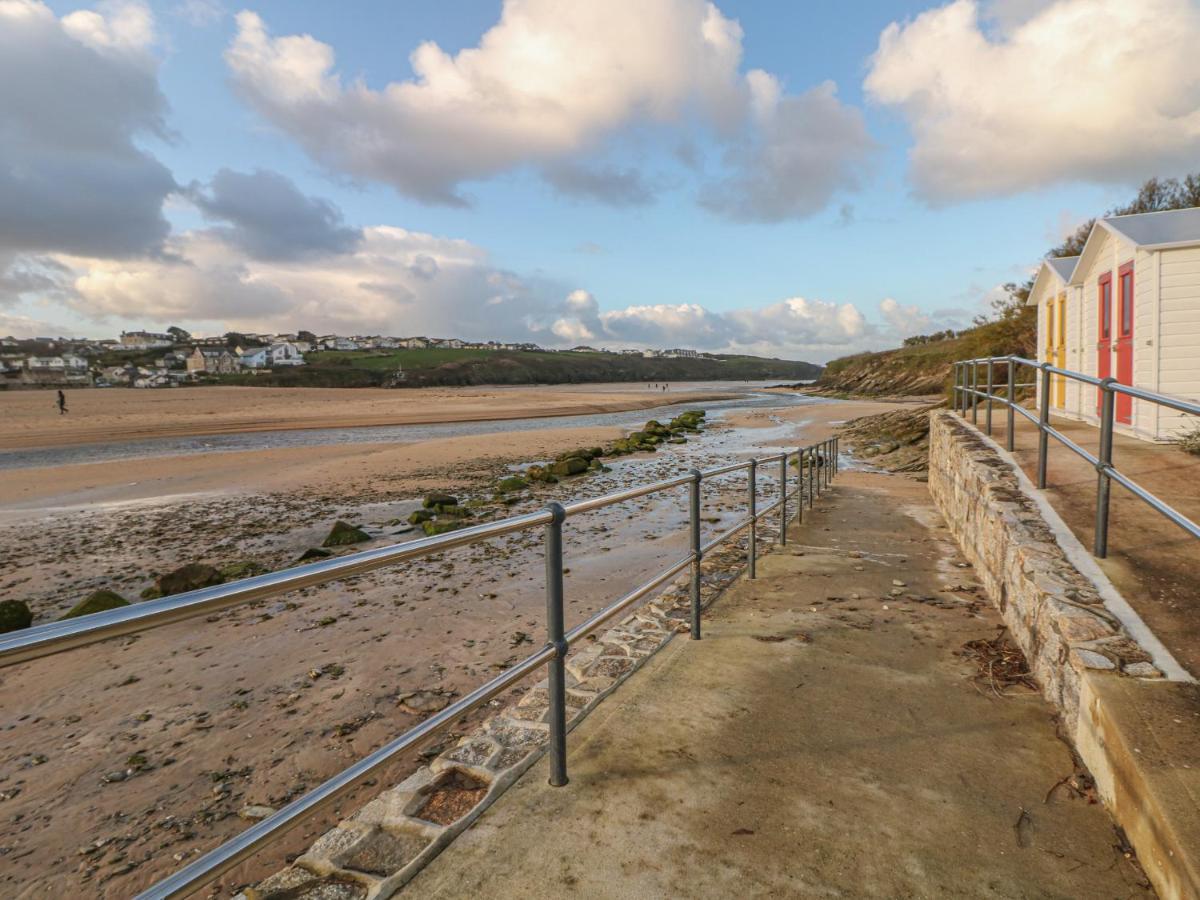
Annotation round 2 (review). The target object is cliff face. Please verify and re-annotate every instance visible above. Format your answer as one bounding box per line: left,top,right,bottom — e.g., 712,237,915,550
814,310,1036,398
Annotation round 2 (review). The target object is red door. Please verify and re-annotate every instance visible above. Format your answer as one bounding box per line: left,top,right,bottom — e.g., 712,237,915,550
1115,262,1134,424
1096,272,1112,414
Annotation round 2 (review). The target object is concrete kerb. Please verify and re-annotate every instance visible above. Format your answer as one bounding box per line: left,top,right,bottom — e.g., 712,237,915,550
241,516,794,900
928,410,1199,899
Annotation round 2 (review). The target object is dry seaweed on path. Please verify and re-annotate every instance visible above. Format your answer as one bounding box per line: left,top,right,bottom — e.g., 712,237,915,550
958,629,1037,696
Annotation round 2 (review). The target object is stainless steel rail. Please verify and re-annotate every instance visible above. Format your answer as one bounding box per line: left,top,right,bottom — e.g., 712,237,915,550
953,355,1200,557
0,433,841,899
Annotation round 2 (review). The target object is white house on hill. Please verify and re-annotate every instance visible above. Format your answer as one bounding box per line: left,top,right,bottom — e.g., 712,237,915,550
1029,206,1200,441
238,342,306,369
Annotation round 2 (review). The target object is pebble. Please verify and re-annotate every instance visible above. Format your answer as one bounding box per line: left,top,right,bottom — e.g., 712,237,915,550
892,579,906,587
239,805,278,821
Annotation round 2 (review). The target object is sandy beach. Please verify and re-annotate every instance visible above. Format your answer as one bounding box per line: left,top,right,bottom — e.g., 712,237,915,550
0,385,915,897
0,383,735,450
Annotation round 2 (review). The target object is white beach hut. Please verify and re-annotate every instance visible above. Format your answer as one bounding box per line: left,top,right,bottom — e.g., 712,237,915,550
1028,207,1200,441
1028,255,1081,417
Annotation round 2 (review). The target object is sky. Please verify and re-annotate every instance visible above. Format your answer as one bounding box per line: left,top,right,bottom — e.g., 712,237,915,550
3,0,1199,362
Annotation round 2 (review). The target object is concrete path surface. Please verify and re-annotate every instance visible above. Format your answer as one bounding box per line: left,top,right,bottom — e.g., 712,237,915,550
406,471,1153,899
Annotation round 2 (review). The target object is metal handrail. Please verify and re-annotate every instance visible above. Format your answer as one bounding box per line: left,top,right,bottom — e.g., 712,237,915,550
0,433,841,899
953,356,1199,557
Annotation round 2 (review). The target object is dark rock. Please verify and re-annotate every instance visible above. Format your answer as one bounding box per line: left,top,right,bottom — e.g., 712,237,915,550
0,599,32,634
496,476,528,493
322,521,371,547
525,465,559,484
61,590,129,620
297,547,333,562
407,509,435,525
156,563,224,597
423,493,458,509
549,456,589,477
219,560,267,580
422,520,466,537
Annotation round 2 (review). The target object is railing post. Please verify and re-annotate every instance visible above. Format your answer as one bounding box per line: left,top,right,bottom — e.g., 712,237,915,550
1095,380,1116,558
748,459,757,579
808,447,815,506
985,358,994,435
1037,362,1051,489
1006,357,1016,452
971,362,979,425
779,454,788,545
825,439,833,488
543,502,569,787
795,448,803,524
688,469,703,639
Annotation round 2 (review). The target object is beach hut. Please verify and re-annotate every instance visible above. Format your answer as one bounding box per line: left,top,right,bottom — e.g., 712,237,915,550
1028,207,1200,441
1028,255,1080,416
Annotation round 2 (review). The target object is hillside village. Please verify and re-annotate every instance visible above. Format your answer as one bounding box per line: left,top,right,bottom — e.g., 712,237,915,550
0,329,709,389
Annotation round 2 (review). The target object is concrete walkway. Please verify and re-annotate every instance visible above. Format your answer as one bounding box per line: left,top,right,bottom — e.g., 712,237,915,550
406,471,1152,898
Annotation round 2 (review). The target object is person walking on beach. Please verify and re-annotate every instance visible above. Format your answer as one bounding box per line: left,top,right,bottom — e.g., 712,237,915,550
56,390,67,415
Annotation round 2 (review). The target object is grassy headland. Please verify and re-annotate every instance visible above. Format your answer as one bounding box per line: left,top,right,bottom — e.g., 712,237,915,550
217,348,822,388
812,312,1035,398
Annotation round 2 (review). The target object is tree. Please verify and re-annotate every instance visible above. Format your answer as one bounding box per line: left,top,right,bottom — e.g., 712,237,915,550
166,325,191,343
297,330,318,344
223,331,259,348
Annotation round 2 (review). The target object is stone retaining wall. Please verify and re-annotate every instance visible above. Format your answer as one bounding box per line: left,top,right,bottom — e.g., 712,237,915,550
927,410,1200,900
927,411,1161,731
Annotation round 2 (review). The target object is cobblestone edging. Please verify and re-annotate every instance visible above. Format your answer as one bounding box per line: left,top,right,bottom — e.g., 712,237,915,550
927,411,1164,730
242,523,776,900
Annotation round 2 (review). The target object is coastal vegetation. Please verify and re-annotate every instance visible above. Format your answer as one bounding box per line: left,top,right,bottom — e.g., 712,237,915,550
214,348,821,388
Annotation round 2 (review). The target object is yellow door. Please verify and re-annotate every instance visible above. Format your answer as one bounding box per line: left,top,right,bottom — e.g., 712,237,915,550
1055,292,1067,407
1045,300,1055,405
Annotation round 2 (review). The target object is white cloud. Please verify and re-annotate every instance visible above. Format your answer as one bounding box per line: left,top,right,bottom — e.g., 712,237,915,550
865,0,1200,201
173,0,223,27
0,0,175,258
547,293,870,356
62,0,156,54
225,1,870,220
700,80,874,222
19,214,896,360
0,309,78,339
878,297,932,335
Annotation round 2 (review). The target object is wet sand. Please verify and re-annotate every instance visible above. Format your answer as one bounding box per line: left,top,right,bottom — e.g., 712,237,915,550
0,384,734,450
0,390,918,897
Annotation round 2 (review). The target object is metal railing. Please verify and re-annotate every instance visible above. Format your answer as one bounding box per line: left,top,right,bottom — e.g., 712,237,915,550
0,434,841,899
953,356,1199,557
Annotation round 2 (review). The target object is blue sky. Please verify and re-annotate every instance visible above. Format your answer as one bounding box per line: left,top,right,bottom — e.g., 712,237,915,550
4,0,1195,361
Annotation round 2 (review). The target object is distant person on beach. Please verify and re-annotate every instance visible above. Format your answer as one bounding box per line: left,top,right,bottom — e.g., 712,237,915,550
56,390,67,415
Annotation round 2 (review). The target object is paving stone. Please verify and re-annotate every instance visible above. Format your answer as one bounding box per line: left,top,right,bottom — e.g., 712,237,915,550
585,656,637,679
443,739,499,769
307,824,426,877
1122,661,1163,679
1071,648,1116,670
245,866,367,900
